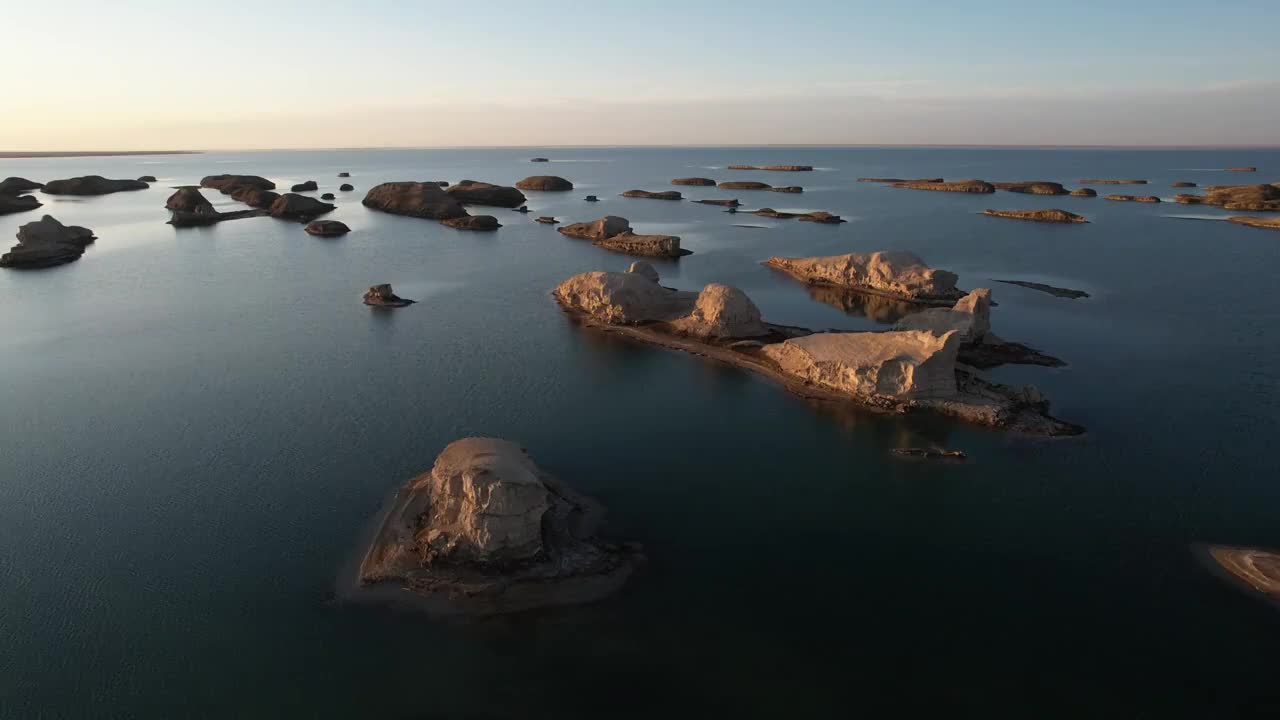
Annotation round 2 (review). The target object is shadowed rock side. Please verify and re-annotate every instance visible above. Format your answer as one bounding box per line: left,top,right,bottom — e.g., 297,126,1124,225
763,251,963,304
321,193,335,200
695,199,740,207
982,209,1088,224
557,216,690,257
362,182,468,220
858,177,944,184
995,280,1090,299
443,215,501,231
339,183,354,192
894,289,1066,369
1070,188,1097,197
230,187,281,209
363,284,414,307
356,437,641,615
166,186,215,214
672,177,716,186
891,179,995,193
137,175,157,183
304,220,351,237
621,190,682,200
515,176,573,191
1228,216,1280,230
270,193,335,222
338,172,350,178
1205,546,1280,604
1080,179,1147,185
446,180,526,208
42,175,148,195
0,194,41,216
752,209,846,223
718,181,771,190
992,181,1069,195
291,180,318,192
1,215,96,268
728,165,813,171
0,177,44,194
553,271,1080,435
1105,195,1161,203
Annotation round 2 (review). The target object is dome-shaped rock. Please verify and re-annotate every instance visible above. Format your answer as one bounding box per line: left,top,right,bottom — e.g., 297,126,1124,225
362,182,467,220
304,220,351,237
446,180,526,208
515,176,573,192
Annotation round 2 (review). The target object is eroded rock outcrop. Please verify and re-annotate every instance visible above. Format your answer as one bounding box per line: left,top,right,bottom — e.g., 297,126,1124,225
1205,546,1280,603
993,181,1069,195
672,177,716,186
753,209,845,223
558,216,632,241
356,438,641,614
363,284,414,307
597,232,688,257
166,186,215,214
553,271,695,323
230,186,281,209
0,177,44,194
894,289,992,343
1105,195,1161,203
768,186,803,194
446,180,526,208
535,216,558,224
1070,188,1097,197
763,251,962,304
1,215,96,268
42,175,148,195
443,215,501,231
362,182,468,220
621,189,682,200
137,175,156,183
1228,216,1280,230
1198,184,1280,211
891,179,995,193
1172,182,1197,188
305,220,351,237
0,194,41,216
516,176,573,191
764,331,962,401
982,209,1088,223
694,199,740,207
671,284,767,339
270,193,335,221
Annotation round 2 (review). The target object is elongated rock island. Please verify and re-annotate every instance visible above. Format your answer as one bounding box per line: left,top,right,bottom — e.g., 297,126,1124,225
982,209,1088,224
558,216,690,257
763,251,964,304
355,437,642,614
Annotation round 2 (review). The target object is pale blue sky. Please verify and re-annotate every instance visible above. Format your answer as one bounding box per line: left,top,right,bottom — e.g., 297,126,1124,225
3,0,1278,148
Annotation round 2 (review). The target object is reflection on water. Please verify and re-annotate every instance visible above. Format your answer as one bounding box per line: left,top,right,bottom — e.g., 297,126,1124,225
806,285,921,324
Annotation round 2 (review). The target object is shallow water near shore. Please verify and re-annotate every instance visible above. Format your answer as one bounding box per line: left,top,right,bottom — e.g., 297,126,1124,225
2,147,1279,718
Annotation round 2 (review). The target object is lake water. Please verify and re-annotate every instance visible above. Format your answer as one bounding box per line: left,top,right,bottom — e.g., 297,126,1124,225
1,147,1278,718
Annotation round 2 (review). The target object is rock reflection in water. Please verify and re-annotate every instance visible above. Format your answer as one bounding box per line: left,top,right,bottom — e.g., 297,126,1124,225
806,285,921,324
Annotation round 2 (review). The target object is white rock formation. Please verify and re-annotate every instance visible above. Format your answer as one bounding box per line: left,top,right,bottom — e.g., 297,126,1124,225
762,330,962,400
552,271,694,324
672,283,767,339
764,251,961,301
893,288,992,342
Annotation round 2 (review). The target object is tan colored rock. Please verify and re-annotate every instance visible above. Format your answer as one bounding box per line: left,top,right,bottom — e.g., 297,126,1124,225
1200,184,1280,211
1228,216,1280,230
1225,167,1257,172
363,284,414,307
362,182,467,220
763,330,962,401
671,284,767,339
1070,188,1098,197
763,251,961,302
621,189,682,200
982,209,1088,223
1207,546,1280,600
1080,179,1147,185
552,271,694,323
894,289,992,342
304,220,351,237
857,177,943,184
627,261,659,283
516,176,573,192
891,179,995,193
993,181,1069,195
558,216,632,241
596,232,688,258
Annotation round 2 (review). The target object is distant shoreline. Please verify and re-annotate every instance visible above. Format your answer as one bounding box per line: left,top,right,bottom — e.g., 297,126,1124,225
0,150,199,159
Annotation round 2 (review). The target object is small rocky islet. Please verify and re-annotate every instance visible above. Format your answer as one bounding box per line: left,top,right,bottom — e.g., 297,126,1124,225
1178,184,1280,211
727,164,813,171
1105,195,1161,203
982,208,1088,224
0,214,97,268
363,284,414,308
42,175,149,195
354,437,642,615
621,189,682,200
557,216,690,258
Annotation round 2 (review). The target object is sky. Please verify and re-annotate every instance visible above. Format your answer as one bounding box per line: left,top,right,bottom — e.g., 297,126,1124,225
2,0,1279,150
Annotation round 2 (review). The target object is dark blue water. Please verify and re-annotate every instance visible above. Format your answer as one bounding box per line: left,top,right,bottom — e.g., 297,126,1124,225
1,148,1278,718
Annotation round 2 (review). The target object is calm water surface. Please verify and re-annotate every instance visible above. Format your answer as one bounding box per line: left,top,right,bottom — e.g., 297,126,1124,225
1,148,1278,718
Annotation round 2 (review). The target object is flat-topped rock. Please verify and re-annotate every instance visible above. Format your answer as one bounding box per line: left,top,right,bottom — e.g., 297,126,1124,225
584,195,599,202
1105,195,1161,203
694,198,740,207
1,215,96,268
0,194,41,216
200,174,275,192
764,330,961,400
270,193,335,221
446,180,526,208
993,181,1069,195
858,177,944,184
764,251,962,303
1171,182,1197,188
356,438,641,615
718,181,771,190
0,177,44,194
559,216,631,241
728,165,813,171
768,186,803,193
515,175,573,192
891,179,995,193
362,182,467,220
338,172,351,177
42,175,148,195
1070,188,1097,197
894,289,992,343
1199,184,1280,211
621,189,682,200
672,177,716,186
995,280,1090,299
304,220,351,237
363,284,414,307
982,208,1088,223
1080,179,1147,185
753,208,845,223
443,215,501,231
166,186,215,214
1228,216,1280,230
530,157,550,162
534,216,558,224
597,232,689,257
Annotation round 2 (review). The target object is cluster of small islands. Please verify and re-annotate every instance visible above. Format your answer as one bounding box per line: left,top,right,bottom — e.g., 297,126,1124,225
2,159,1277,614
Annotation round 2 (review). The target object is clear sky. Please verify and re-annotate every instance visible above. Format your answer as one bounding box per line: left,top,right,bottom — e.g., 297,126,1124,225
3,0,1278,149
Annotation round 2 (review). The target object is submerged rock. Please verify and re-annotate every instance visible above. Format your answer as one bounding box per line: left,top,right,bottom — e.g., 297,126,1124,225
356,438,641,615
1080,179,1148,185
672,177,716,186
0,194,41,216
270,193,335,221
982,208,1088,223
621,189,682,200
718,181,771,190
1228,216,1280,230
0,177,44,194
199,174,276,192
993,181,1069,195
447,180,526,208
443,215,501,231
1,215,96,268
763,251,962,303
1204,546,1280,603
304,220,351,237
363,284,414,307
291,180,318,192
694,198,740,207
857,177,944,184
362,182,467,220
42,175,148,195
995,280,1090,299
890,179,995,193
515,176,573,191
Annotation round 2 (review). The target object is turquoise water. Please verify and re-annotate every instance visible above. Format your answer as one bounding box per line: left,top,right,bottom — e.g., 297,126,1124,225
1,147,1278,718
